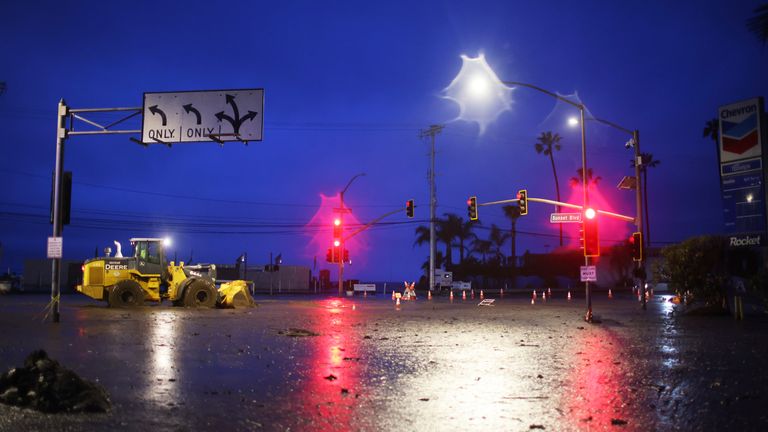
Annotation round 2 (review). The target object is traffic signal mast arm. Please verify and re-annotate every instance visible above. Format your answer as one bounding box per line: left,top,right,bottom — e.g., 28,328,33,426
343,206,413,242
478,196,635,223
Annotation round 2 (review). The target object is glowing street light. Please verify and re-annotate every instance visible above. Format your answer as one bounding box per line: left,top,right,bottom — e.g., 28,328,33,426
568,117,579,127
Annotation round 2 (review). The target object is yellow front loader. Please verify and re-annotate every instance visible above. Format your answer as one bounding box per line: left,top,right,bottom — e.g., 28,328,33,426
76,238,254,308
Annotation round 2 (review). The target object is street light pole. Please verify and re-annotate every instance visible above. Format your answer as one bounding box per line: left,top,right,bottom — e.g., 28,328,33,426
502,81,592,321
338,173,365,297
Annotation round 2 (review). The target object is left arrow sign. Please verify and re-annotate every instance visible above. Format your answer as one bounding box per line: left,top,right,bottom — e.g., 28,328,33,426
149,105,167,126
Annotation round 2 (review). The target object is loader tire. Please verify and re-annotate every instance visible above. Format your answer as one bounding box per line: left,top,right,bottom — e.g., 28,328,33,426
108,280,145,308
183,279,217,308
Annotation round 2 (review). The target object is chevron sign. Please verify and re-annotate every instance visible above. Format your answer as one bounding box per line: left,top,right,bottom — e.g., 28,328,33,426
719,98,764,164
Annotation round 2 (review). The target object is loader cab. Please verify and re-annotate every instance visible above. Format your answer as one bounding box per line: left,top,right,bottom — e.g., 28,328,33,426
130,238,167,277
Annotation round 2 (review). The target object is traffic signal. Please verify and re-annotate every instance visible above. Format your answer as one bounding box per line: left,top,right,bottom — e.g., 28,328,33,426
467,196,478,221
517,189,528,215
630,232,643,262
333,218,342,240
406,199,414,218
582,209,599,257
343,249,350,263
326,248,333,263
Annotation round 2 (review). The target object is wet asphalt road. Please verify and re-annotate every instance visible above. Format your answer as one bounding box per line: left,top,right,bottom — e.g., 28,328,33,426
0,290,767,432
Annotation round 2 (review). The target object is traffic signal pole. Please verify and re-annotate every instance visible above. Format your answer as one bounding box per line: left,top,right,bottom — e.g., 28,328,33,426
579,107,592,322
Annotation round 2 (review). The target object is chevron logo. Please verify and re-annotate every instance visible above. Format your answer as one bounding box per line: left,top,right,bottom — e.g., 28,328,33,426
722,113,758,155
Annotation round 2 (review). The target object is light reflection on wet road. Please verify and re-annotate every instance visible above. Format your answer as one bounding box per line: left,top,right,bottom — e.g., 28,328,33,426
1,292,767,431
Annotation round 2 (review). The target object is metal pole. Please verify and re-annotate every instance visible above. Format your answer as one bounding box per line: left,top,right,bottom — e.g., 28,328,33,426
633,130,647,309
50,99,67,323
429,130,437,294
580,106,592,322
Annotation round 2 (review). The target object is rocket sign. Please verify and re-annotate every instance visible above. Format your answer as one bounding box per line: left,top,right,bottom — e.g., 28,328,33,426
141,89,264,144
718,97,763,164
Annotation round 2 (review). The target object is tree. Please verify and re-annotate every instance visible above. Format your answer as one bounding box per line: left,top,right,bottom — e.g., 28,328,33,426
655,236,728,306
444,213,474,265
747,3,768,45
631,153,660,248
502,205,521,267
569,167,602,188
534,131,564,246
413,218,455,269
488,224,510,265
471,238,492,264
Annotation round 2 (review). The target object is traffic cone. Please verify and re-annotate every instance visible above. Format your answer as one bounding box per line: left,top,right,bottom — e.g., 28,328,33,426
462,291,466,300
428,290,432,300
531,297,535,305
532,290,537,300
567,291,572,301
608,289,613,299
363,290,367,298
396,297,401,308
500,287,504,298
480,290,484,300
450,291,454,302
392,290,395,300
548,287,552,296
471,289,475,299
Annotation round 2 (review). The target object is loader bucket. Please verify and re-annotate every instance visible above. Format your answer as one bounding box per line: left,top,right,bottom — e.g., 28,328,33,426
217,280,256,308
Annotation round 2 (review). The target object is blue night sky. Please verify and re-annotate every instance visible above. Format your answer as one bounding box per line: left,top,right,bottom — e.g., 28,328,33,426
1,1,767,281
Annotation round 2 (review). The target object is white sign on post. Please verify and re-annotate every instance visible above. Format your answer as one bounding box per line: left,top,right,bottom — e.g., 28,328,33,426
142,89,264,144
47,237,63,259
580,265,597,282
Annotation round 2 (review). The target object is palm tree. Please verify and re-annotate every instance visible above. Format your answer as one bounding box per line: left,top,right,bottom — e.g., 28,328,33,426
488,224,510,265
631,153,660,248
502,205,521,266
534,131,563,246
444,213,474,265
703,118,719,162
569,167,602,188
420,251,444,274
414,219,455,269
747,4,768,45
471,237,493,264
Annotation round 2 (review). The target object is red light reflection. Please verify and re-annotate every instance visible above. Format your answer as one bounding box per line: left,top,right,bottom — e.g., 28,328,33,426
296,298,362,431
562,330,636,431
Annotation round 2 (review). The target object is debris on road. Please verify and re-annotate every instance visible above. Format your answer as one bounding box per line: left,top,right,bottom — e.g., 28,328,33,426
0,350,110,413
279,328,319,337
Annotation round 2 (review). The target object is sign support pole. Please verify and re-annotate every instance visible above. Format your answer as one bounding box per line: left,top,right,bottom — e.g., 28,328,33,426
50,99,67,323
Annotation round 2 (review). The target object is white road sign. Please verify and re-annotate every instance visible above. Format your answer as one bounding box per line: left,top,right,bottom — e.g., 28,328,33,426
142,89,264,144
580,265,597,282
47,237,63,259
550,213,583,223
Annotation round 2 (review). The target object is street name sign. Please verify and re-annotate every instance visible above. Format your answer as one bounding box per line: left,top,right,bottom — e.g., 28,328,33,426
580,265,597,282
47,237,62,259
142,89,264,144
550,212,583,223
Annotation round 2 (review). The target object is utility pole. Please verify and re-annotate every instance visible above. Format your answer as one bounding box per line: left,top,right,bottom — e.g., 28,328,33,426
632,130,647,310
420,125,443,293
